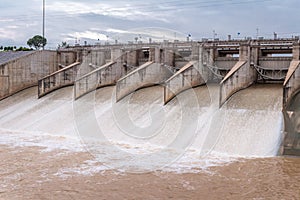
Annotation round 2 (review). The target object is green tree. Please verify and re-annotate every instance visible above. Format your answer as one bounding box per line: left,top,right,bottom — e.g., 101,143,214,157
58,41,69,49
0,46,3,50
27,35,47,50
16,46,32,51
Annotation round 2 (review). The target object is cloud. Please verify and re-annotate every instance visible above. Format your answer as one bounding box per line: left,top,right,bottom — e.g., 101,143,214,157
1,0,300,47
46,1,171,22
105,28,129,34
0,18,14,22
0,28,18,40
65,31,108,41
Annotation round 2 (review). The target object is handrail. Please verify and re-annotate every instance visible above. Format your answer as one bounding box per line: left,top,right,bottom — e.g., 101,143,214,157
206,64,228,79
166,61,197,82
39,62,80,80
253,64,287,80
221,61,246,83
219,61,254,107
164,61,204,104
76,61,115,81
117,61,153,82
116,62,173,101
38,62,81,98
283,60,300,109
74,61,119,99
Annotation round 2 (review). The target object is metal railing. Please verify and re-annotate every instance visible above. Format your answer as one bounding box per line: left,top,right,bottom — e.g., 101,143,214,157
74,61,119,99
164,61,204,104
253,64,288,80
38,62,80,98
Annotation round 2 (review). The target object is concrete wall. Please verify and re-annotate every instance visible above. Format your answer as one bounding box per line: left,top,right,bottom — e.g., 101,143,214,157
57,51,77,66
74,61,124,99
0,50,74,100
259,57,292,69
116,61,173,101
38,62,81,98
74,47,161,99
38,49,112,98
282,94,300,156
201,45,227,81
164,61,205,104
215,58,239,70
154,47,175,67
219,44,258,107
76,49,111,78
283,43,300,108
283,61,300,107
192,45,214,82
282,43,300,156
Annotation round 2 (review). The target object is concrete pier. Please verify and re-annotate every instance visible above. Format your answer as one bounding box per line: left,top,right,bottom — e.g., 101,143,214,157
282,43,300,156
74,61,121,99
0,51,74,100
283,61,300,107
219,43,258,107
115,47,176,101
164,61,205,104
1,38,300,156
116,61,173,101
38,62,80,98
38,49,112,98
283,42,300,108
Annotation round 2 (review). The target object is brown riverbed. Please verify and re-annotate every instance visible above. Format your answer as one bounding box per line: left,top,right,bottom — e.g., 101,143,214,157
0,144,299,200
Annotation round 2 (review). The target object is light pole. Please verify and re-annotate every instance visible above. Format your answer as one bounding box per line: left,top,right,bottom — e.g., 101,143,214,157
43,0,45,50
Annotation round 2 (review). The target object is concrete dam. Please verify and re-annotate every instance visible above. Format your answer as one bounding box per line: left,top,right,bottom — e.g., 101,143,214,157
0,38,299,160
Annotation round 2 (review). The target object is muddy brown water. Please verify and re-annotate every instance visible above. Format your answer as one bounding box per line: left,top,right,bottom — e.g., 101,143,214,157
0,84,299,199
0,144,299,199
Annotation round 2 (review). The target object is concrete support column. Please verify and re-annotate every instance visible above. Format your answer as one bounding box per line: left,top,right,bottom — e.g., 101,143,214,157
219,43,257,107
293,42,300,60
209,47,215,65
249,42,259,65
282,42,300,156
191,44,200,60
239,44,249,61
127,50,138,67
155,47,162,63
76,50,82,62
111,48,122,61
199,45,210,82
164,49,175,67
284,43,300,108
205,45,217,81
149,48,155,62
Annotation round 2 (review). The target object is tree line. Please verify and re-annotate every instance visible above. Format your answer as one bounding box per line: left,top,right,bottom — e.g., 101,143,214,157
0,46,33,51
0,35,47,52
1,35,71,52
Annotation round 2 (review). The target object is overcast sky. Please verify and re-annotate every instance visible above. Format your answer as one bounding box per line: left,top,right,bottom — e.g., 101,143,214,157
0,0,299,48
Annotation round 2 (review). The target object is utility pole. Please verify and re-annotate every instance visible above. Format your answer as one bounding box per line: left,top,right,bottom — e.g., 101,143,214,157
256,28,259,39
43,0,45,50
213,30,217,40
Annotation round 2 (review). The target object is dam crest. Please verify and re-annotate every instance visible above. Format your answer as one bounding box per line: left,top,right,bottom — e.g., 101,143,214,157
0,38,299,156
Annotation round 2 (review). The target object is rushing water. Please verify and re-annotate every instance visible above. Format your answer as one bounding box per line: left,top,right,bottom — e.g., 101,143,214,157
0,84,286,170
0,84,299,199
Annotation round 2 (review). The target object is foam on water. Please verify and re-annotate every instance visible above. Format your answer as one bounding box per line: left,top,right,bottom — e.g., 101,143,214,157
0,84,284,173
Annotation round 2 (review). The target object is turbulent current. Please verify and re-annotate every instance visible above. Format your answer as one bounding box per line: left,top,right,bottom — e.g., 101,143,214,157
1,84,300,199
0,84,284,172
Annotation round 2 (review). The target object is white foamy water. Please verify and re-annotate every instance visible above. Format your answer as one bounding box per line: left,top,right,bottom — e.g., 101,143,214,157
0,84,284,173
